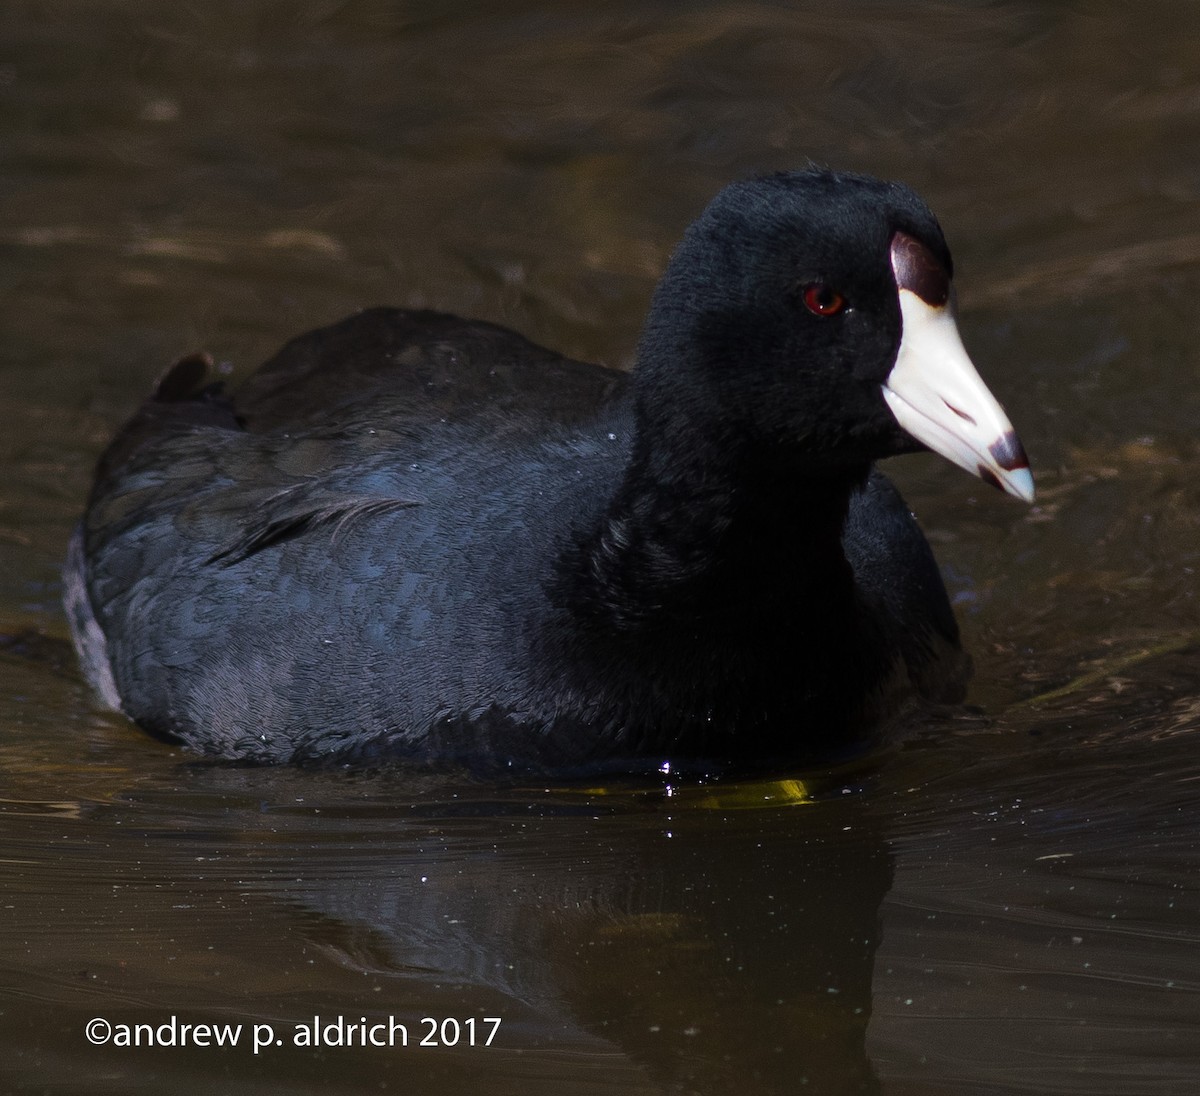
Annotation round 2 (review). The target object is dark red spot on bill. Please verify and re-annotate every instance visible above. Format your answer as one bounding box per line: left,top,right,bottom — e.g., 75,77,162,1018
988,430,1030,471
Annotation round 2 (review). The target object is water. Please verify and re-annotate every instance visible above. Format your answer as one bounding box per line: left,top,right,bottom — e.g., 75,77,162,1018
2,1,1199,1092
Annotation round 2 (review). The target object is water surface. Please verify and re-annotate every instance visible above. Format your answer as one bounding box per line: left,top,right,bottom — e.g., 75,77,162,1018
2,2,1199,1093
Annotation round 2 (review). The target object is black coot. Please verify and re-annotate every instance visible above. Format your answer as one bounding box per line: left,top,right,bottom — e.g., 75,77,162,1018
64,169,1034,774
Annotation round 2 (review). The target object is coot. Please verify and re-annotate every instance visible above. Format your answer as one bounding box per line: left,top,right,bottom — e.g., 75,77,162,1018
64,169,1033,774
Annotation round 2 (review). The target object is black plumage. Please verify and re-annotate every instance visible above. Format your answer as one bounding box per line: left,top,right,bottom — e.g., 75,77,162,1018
65,169,1031,774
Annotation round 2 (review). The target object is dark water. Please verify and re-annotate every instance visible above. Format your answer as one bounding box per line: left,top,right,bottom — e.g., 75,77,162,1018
2,1,1199,1092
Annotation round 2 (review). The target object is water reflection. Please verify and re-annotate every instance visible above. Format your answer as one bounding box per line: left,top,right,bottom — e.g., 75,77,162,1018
281,782,890,1094
2,753,891,1094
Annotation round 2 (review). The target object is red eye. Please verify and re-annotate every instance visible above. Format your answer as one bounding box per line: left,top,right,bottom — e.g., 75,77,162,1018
801,282,846,316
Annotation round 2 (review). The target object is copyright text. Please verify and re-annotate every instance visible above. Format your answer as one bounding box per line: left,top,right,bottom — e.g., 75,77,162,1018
85,1014,501,1054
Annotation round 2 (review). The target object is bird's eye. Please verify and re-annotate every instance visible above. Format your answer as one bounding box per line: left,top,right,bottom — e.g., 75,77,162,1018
801,282,846,316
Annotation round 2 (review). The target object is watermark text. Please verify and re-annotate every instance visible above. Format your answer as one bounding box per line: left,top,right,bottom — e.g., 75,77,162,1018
85,1014,502,1055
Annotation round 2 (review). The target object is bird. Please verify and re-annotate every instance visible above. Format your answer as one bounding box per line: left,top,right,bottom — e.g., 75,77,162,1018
63,168,1033,776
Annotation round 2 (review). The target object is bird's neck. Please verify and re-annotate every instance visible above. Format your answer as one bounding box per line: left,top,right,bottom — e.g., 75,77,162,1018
562,420,868,637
